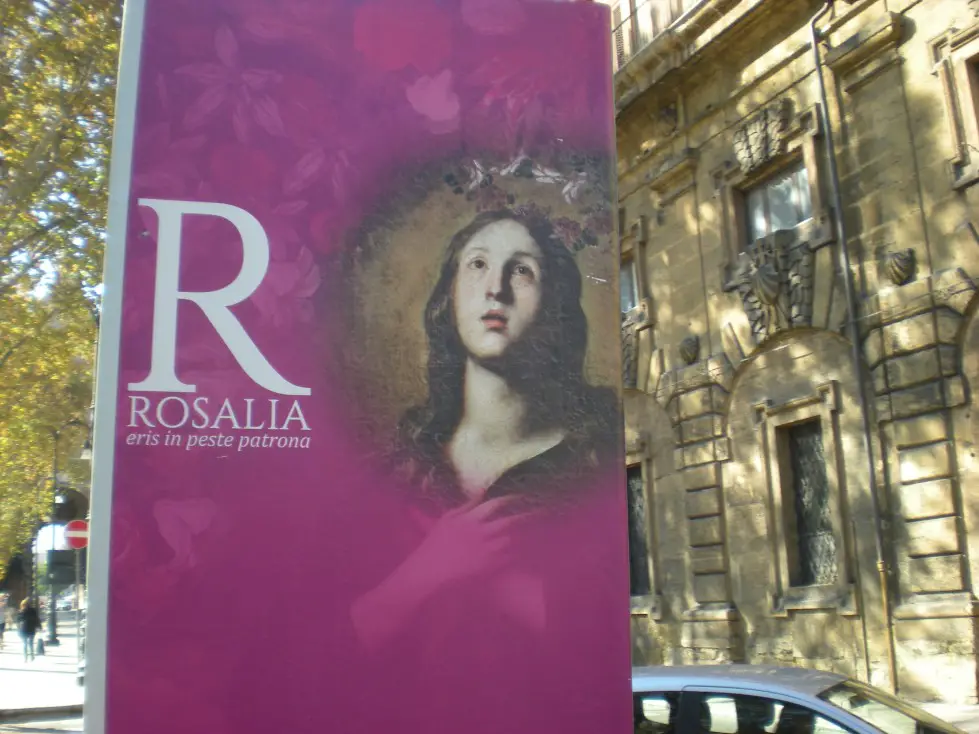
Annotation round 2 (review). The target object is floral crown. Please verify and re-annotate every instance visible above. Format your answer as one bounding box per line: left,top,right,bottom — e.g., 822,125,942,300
441,152,612,253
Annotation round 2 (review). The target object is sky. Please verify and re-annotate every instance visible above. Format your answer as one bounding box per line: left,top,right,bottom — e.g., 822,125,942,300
34,524,68,554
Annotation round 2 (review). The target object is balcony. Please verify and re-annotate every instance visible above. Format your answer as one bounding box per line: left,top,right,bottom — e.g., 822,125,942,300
610,0,703,74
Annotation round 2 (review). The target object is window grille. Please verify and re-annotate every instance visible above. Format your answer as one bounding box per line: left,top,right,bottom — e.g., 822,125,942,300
785,420,836,586
627,465,651,596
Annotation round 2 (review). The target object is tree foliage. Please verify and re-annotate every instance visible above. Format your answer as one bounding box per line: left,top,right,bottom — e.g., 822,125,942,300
0,0,121,570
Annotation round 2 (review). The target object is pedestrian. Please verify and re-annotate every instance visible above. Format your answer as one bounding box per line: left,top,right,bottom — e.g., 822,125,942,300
0,594,7,650
17,598,41,663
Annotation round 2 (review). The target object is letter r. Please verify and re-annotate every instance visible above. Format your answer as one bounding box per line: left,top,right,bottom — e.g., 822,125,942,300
128,199,310,396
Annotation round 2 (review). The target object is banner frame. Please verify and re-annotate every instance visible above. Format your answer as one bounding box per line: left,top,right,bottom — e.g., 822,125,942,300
85,0,150,731
83,4,629,733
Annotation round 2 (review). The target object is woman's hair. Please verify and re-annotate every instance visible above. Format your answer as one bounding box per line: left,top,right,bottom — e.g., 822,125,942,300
394,209,616,495
19,598,29,611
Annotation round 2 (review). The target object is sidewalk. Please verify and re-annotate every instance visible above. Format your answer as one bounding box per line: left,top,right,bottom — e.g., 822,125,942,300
0,716,82,733
0,632,976,734
0,616,84,720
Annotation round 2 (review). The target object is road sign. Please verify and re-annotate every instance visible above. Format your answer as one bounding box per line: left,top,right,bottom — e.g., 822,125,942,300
65,520,89,550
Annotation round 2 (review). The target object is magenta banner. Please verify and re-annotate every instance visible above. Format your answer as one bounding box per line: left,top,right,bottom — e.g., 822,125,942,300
88,1,630,732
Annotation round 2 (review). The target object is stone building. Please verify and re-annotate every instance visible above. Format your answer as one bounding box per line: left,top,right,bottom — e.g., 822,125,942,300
611,0,979,703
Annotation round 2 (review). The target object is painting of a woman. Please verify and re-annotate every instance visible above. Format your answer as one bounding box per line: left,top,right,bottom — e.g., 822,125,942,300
399,208,618,498
337,205,628,734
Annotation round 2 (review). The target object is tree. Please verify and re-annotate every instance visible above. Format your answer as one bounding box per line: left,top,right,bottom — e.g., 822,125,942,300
0,285,94,569
0,0,121,570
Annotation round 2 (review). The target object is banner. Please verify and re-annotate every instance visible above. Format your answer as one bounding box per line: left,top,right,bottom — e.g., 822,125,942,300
88,1,630,732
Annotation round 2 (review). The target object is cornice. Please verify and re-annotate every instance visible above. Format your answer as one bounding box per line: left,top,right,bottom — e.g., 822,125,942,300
824,11,903,77
950,21,979,51
614,0,813,117
644,147,698,199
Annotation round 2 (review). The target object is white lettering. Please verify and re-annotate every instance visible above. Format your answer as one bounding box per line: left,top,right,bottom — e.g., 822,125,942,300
156,396,190,429
191,397,209,429
211,398,242,429
281,400,310,431
244,398,265,430
127,199,311,396
269,399,279,430
129,396,154,427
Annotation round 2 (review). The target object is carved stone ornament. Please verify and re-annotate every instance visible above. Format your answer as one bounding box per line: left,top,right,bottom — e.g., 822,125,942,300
731,231,815,343
622,318,640,390
752,262,781,305
679,335,700,365
732,100,791,174
886,248,916,286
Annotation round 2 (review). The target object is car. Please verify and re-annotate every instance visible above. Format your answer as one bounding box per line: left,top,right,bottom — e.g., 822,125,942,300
632,665,962,734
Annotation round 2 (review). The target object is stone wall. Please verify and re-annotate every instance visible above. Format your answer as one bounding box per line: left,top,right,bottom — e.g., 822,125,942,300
615,0,979,702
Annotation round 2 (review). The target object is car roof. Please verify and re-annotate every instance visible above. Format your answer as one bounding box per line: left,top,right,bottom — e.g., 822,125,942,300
632,665,849,699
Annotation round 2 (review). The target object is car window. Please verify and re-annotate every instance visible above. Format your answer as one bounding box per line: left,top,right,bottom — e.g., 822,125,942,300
821,682,961,734
693,693,853,734
635,692,681,734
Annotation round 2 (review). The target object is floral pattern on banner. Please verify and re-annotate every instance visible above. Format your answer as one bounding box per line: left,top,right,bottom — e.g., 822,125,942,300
112,2,617,732
461,0,529,34
440,151,612,252
354,0,453,73
176,26,286,143
406,70,462,135
124,0,613,386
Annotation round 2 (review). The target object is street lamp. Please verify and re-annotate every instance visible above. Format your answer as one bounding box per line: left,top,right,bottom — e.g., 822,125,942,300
45,418,83,647
31,478,43,603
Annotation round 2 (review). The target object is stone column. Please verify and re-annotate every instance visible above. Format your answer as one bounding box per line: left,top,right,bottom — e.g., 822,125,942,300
660,355,744,663
864,267,979,702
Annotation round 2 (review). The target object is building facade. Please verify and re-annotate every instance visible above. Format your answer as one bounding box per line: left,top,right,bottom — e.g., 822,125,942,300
612,0,979,703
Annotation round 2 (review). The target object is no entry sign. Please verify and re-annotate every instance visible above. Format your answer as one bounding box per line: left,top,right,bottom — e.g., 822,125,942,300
65,520,89,550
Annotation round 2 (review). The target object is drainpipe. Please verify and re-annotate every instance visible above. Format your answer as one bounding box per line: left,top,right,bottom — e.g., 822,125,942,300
809,2,898,693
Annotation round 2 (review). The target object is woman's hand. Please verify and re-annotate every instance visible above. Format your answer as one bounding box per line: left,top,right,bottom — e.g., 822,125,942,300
402,496,522,588
350,496,527,651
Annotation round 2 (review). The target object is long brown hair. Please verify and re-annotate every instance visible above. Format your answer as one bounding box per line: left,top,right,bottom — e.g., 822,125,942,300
394,209,616,498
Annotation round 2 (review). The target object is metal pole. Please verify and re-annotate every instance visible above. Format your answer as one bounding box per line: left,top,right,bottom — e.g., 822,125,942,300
809,2,897,693
46,430,60,646
74,549,81,665
32,482,41,603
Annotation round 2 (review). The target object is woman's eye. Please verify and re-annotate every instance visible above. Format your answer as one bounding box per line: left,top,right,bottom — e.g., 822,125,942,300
514,264,535,279
469,258,486,270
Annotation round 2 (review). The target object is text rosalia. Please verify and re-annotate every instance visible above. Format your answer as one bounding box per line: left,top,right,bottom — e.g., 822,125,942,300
127,395,312,452
123,199,316,453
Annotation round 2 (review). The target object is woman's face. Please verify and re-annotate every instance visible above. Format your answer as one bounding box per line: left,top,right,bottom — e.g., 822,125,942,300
453,219,543,362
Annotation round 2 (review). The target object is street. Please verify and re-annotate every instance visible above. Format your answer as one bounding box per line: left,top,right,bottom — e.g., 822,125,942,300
1,617,979,734
4,707,979,734
2,698,979,733
0,717,82,733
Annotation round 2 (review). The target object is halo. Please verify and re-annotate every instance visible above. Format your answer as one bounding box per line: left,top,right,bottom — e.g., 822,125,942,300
330,152,621,450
